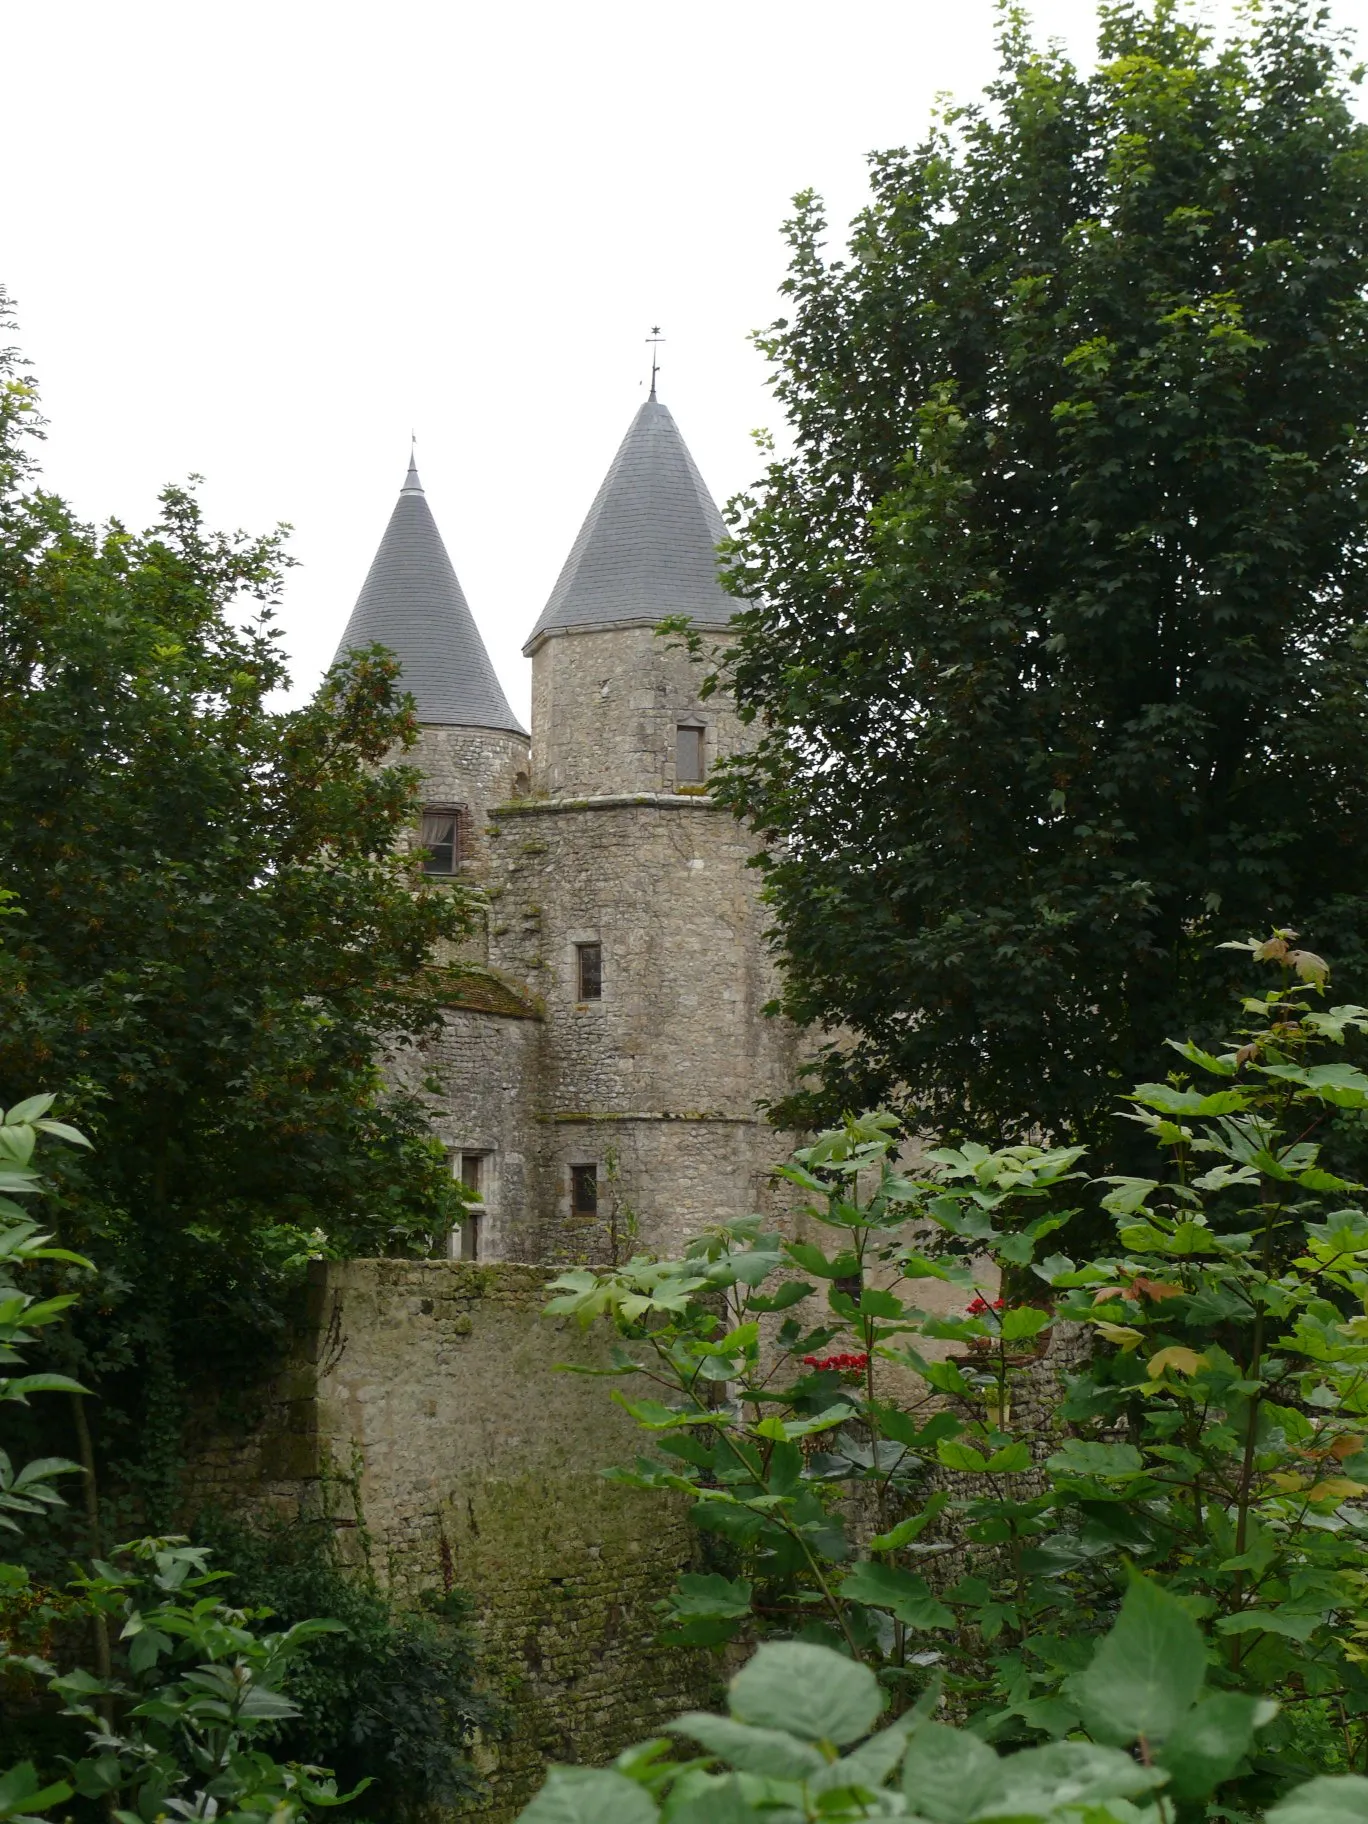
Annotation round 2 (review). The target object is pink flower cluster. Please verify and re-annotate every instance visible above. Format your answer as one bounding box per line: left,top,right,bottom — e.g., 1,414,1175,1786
966,1296,1006,1316
802,1351,870,1373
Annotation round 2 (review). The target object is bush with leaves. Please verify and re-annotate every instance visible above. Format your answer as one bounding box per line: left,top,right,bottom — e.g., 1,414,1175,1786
547,937,1368,1801
515,1575,1368,1822
190,1513,503,1819
0,1099,390,1824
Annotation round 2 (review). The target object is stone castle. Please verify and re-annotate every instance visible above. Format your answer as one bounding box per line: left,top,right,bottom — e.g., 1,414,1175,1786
198,391,808,1820
331,388,797,1263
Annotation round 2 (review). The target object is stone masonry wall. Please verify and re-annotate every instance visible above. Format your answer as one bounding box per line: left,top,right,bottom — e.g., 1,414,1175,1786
386,1009,541,1262
406,725,531,949
189,1259,713,1822
484,795,799,1259
529,625,742,799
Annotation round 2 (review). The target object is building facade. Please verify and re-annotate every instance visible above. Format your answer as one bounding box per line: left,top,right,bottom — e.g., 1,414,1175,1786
332,394,797,1264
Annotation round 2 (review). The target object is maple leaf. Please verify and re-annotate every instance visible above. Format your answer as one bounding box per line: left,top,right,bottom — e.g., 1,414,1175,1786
1147,1345,1206,1378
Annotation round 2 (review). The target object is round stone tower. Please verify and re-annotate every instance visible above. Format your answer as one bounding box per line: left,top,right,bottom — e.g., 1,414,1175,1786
488,391,797,1261
332,455,538,1258
333,452,531,879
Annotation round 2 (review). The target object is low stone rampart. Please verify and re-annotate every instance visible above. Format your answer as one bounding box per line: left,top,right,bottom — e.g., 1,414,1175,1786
191,1259,712,1820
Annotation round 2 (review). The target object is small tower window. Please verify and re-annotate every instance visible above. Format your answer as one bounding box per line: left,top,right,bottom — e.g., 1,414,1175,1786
420,807,462,874
452,1150,486,1260
676,724,706,785
571,1163,598,1216
576,942,602,1001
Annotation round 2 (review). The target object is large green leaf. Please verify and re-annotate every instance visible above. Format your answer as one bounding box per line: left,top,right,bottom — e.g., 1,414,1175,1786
1156,1691,1273,1801
670,1574,753,1619
1268,1775,1368,1822
1047,1440,1145,1478
839,1561,954,1629
810,1712,924,1795
0,1761,74,1824
900,1723,1001,1822
516,1766,658,1824
665,1775,754,1824
729,1641,881,1745
670,1712,823,1779
1075,1573,1206,1747
982,1740,1165,1814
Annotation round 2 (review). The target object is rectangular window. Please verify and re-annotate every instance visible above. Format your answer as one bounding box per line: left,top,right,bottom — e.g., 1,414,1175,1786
420,808,461,874
571,1163,598,1216
576,942,602,1002
453,1151,486,1260
676,724,705,784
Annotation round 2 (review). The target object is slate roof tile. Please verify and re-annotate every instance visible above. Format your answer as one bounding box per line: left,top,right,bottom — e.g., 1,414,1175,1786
333,457,526,735
523,397,736,653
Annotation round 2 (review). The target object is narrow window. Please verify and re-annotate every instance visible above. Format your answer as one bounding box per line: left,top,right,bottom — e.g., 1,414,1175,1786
676,724,705,784
576,942,602,1002
456,1151,485,1260
571,1163,598,1216
420,808,461,874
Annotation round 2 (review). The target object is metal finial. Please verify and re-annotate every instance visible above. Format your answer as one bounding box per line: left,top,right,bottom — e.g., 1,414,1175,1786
646,326,665,399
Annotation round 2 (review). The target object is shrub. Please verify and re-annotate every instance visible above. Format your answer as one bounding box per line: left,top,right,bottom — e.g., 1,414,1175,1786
547,935,1368,1804
515,1576,1368,1821
192,1513,502,1818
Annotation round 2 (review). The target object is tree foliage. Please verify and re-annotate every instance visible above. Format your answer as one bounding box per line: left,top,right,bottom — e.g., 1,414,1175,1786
711,0,1368,1145
0,289,469,1496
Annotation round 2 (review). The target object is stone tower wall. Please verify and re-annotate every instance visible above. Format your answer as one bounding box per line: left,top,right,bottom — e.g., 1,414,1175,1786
483,793,797,1259
387,1007,541,1262
407,724,531,891
528,625,743,798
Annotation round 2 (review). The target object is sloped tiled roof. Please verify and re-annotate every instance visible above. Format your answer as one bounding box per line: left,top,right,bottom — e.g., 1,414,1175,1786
523,397,736,653
333,456,527,735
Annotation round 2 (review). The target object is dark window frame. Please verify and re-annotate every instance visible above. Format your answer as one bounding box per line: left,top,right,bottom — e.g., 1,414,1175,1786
570,1163,598,1216
576,941,602,1002
419,805,464,875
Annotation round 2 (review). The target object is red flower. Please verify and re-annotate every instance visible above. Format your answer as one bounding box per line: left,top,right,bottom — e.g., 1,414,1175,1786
966,1296,1006,1316
801,1351,870,1374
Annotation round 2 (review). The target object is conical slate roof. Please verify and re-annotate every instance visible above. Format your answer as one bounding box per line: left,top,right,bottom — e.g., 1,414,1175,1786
334,456,526,735
524,396,735,653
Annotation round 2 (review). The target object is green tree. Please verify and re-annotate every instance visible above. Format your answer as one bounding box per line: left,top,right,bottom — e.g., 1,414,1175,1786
0,290,469,1511
711,0,1368,1149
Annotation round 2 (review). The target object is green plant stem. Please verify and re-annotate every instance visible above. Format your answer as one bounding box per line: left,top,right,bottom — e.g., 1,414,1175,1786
70,1390,114,1721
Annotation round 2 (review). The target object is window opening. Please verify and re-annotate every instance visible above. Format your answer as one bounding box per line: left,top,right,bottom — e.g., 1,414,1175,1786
576,942,602,1001
420,808,461,874
453,1150,486,1260
676,724,705,785
571,1163,598,1216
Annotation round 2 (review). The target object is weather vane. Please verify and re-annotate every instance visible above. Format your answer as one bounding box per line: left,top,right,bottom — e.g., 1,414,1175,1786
646,326,665,398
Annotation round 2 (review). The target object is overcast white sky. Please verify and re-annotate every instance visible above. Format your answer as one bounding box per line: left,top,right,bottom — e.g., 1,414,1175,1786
5,0,1362,726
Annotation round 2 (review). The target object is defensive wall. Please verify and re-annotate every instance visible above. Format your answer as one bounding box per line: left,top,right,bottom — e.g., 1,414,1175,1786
191,1258,714,1822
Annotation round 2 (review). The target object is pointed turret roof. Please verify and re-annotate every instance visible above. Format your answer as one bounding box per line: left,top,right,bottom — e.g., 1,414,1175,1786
523,396,735,654
334,456,526,735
